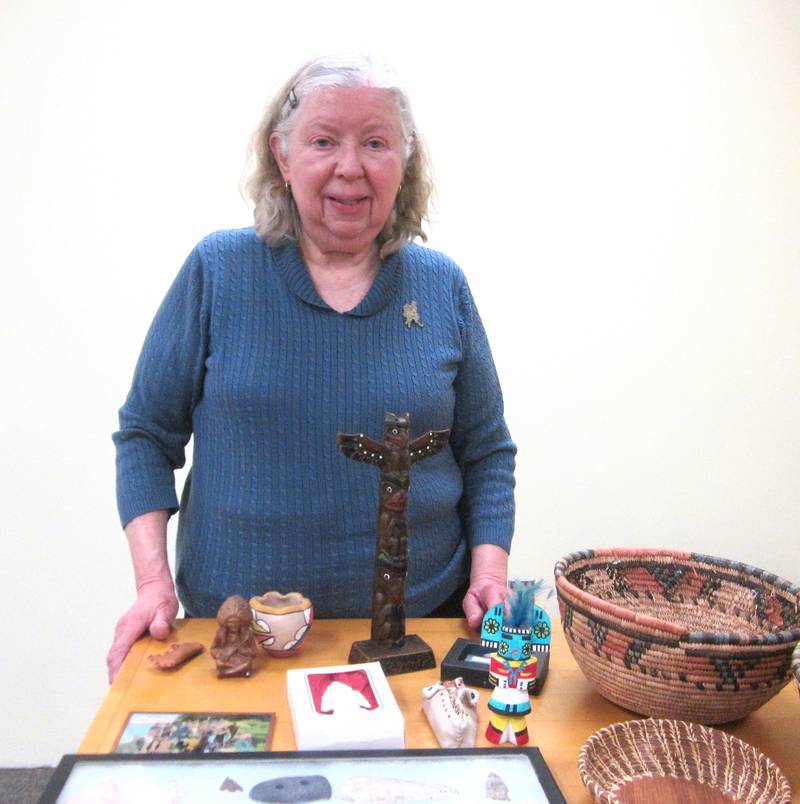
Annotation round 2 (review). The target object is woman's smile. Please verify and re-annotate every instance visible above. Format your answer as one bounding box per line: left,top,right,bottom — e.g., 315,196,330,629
326,194,370,212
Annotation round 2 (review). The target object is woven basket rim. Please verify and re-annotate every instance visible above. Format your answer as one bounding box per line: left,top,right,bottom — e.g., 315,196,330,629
555,548,800,645
792,642,800,684
578,718,792,802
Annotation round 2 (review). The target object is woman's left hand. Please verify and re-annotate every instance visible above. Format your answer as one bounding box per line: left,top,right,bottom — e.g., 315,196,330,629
462,543,509,629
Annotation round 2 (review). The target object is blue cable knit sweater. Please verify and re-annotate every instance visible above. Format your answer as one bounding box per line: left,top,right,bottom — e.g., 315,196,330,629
114,228,516,617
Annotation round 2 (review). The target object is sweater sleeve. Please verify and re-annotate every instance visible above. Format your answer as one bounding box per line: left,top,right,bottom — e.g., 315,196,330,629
112,245,212,528
450,275,517,551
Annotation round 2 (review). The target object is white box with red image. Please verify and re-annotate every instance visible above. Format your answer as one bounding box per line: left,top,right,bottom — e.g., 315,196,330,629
286,661,405,750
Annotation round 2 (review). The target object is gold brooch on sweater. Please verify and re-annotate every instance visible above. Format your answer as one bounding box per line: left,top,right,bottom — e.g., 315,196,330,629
402,301,423,328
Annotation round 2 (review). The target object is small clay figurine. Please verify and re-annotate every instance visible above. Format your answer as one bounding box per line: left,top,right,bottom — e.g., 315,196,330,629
481,581,551,745
250,590,313,655
147,642,204,670
211,596,258,678
421,677,479,748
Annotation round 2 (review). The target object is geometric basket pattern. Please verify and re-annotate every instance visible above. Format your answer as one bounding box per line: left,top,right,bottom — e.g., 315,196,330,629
555,548,800,724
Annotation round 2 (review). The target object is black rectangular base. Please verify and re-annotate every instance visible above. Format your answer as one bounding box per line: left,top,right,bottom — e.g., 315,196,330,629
348,634,436,676
441,637,549,694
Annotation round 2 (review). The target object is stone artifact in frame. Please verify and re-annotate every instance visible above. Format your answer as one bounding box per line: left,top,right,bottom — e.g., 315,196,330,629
337,411,449,675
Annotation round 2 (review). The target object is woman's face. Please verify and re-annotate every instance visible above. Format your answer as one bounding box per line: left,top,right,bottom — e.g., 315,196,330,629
271,86,406,257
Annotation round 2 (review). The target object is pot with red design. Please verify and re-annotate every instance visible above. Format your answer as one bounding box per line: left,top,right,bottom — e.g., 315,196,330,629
250,590,314,656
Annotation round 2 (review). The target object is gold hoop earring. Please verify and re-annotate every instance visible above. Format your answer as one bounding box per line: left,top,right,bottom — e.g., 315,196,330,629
284,181,291,192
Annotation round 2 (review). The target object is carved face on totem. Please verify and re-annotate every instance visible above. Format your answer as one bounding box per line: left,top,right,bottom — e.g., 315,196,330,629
376,554,406,603
383,412,409,449
380,474,408,514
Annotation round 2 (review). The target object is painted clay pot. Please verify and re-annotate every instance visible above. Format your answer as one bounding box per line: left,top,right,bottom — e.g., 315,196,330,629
250,591,313,656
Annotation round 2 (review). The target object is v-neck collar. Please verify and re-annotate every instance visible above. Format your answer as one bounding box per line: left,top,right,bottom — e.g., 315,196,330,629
271,241,404,317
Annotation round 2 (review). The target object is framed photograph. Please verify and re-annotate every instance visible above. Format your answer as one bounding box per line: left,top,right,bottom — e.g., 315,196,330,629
441,638,550,694
112,711,274,754
41,747,565,803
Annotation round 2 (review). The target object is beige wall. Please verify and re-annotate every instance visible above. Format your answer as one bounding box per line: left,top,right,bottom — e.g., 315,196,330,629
1,0,798,765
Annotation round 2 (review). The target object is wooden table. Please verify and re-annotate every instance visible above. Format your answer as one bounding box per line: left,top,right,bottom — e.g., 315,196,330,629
80,618,799,801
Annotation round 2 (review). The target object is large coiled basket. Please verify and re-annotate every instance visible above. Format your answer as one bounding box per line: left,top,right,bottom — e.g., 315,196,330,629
555,548,800,724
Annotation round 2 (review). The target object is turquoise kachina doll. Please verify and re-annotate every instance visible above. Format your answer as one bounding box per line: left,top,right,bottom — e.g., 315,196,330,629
480,581,551,745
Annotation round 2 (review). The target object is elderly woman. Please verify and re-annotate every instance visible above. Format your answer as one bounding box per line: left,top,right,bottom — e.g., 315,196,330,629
107,55,516,680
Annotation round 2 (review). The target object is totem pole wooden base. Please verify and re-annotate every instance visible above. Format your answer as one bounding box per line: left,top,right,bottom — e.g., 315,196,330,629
348,634,435,676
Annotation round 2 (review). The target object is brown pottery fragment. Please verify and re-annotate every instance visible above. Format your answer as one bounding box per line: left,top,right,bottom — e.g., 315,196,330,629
147,642,205,670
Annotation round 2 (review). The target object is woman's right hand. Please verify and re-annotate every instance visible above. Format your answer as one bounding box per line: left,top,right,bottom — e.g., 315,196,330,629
107,580,179,682
463,543,509,629
107,510,177,682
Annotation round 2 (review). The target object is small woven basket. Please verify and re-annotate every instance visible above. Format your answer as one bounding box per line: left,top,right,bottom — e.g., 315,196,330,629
579,719,792,803
555,549,800,723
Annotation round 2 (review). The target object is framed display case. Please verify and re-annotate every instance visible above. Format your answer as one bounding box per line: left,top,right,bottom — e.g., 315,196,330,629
40,747,566,803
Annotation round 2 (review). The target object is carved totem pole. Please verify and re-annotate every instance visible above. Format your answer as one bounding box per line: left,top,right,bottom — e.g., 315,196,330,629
338,412,450,674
